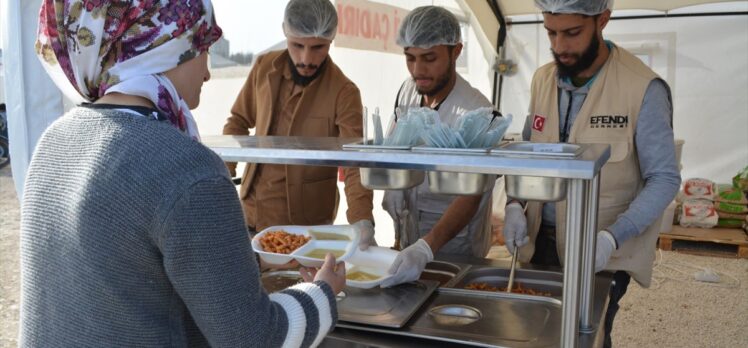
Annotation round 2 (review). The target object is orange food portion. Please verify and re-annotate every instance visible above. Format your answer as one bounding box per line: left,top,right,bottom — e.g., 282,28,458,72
465,282,552,297
464,282,498,291
259,231,311,254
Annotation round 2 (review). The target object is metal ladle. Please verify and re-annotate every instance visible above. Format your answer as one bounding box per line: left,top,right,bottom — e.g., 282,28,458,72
506,245,518,293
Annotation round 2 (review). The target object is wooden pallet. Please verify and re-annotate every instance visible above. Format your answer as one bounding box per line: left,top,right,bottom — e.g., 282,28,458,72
659,225,748,259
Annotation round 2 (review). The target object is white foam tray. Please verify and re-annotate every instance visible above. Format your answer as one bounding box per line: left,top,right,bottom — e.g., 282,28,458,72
251,225,360,267
344,246,399,289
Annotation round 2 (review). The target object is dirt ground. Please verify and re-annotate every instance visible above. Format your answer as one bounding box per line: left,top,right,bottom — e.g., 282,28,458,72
0,165,20,347
1,164,746,347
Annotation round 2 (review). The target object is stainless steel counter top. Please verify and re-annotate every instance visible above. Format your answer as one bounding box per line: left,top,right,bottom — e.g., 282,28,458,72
321,255,612,348
202,136,610,179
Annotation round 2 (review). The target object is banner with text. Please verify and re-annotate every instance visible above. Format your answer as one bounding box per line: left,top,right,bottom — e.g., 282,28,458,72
335,0,409,55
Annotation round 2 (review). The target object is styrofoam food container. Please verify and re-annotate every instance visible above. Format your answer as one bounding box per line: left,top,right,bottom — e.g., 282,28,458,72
252,225,310,265
306,225,359,242
294,240,357,267
344,246,399,289
251,225,360,267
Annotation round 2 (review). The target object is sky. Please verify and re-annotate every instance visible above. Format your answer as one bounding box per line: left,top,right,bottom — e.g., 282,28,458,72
212,0,289,54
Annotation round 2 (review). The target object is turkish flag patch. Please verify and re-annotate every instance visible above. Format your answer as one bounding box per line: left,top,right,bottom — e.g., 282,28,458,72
532,114,546,132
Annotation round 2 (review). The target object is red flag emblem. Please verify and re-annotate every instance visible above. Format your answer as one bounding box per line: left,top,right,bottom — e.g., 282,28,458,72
532,114,546,132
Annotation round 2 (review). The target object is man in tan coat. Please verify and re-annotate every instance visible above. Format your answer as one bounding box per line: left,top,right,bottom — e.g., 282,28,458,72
223,0,374,243
502,1,681,347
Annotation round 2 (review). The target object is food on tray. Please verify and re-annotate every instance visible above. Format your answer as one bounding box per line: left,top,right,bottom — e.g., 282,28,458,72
258,231,311,254
304,248,345,259
346,270,381,281
465,282,499,291
465,282,552,297
309,231,350,240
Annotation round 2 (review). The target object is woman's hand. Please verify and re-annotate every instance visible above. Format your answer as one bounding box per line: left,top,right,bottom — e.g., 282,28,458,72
260,259,300,272
299,253,346,294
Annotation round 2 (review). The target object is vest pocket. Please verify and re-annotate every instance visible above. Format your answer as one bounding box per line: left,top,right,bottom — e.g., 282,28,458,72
603,141,631,163
608,141,631,162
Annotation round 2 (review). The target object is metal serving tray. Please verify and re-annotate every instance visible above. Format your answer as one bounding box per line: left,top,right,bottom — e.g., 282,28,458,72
360,167,424,190
261,271,439,328
490,142,582,158
450,266,563,299
418,261,471,288
427,171,495,195
411,146,494,195
492,142,577,201
506,174,568,202
336,280,439,328
343,141,425,190
337,287,561,347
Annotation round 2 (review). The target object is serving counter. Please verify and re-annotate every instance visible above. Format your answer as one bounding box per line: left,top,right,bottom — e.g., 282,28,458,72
324,255,612,348
203,135,612,347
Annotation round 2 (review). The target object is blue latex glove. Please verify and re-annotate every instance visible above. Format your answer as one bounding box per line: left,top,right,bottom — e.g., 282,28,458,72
595,230,617,273
353,220,377,251
380,239,433,288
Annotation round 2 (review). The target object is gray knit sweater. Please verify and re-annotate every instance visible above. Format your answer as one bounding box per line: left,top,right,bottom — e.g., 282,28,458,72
20,107,337,347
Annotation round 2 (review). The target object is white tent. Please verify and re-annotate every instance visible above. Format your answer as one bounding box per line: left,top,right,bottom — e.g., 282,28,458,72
1,0,65,197
487,1,748,184
2,0,747,199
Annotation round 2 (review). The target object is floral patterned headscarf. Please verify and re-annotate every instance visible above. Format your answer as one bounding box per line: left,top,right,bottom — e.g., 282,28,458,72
36,0,222,138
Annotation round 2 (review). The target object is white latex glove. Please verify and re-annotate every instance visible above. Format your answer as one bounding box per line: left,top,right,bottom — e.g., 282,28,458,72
353,220,377,251
503,202,529,254
382,190,405,219
380,239,433,288
595,230,617,273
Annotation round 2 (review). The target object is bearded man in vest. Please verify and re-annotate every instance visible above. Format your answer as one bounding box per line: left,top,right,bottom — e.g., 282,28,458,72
502,1,681,347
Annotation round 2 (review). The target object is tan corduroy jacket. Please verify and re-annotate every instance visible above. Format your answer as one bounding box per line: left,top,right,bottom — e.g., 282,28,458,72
223,50,373,228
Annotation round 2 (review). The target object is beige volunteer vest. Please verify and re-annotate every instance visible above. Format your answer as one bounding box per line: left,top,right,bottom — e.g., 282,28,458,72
522,45,667,287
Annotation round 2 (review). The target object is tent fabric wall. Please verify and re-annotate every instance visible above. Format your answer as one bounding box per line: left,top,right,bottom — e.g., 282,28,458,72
499,13,748,183
1,0,64,198
498,0,742,16
456,0,500,67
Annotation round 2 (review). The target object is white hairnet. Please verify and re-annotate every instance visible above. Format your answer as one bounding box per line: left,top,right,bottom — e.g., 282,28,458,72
534,0,614,16
283,0,338,40
396,6,461,49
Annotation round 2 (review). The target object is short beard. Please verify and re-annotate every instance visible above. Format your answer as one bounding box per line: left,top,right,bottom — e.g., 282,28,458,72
415,55,455,97
553,32,600,79
289,57,327,86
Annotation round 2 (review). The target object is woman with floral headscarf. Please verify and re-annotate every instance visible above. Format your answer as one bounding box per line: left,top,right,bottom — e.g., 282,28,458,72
20,1,344,347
